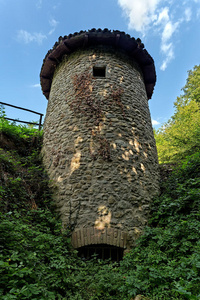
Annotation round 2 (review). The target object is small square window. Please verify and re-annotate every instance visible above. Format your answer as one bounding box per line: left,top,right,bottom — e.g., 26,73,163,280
93,66,106,78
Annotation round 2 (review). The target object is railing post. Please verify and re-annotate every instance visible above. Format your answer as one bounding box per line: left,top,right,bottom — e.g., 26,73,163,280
39,114,43,131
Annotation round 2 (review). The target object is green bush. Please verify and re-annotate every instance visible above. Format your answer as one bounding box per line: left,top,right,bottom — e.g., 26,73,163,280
0,114,199,299
120,153,200,300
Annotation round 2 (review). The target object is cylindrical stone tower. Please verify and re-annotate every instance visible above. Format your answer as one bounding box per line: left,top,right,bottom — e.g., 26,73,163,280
40,29,159,258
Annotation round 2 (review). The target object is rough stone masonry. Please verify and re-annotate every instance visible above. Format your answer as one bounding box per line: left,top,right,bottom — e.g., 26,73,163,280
40,29,160,251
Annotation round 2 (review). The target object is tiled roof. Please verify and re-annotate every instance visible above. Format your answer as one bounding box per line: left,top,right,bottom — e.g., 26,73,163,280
40,28,156,100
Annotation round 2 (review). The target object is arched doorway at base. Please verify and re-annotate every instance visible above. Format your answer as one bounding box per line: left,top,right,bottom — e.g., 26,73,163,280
77,244,124,261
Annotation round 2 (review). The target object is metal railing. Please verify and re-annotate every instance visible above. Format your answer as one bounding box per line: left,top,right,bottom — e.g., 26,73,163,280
0,102,43,131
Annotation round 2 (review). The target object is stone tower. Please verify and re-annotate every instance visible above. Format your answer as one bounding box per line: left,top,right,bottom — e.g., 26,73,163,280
40,29,159,258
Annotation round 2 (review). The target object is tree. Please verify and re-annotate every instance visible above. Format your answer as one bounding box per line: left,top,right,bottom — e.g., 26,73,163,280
181,65,200,104
155,65,200,163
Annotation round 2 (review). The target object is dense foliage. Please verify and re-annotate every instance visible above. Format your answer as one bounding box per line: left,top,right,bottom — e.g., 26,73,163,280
0,62,200,300
155,65,200,164
120,153,200,299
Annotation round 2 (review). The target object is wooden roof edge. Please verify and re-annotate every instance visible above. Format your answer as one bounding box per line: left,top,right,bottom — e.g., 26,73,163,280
40,29,156,100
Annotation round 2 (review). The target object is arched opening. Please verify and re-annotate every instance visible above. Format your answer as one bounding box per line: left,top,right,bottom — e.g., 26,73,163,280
77,244,124,261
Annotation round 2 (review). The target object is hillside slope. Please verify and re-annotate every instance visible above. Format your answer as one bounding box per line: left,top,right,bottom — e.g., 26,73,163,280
0,121,200,300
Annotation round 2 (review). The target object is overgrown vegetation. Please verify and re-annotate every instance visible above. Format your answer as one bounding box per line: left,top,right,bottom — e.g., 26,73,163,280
120,153,200,299
155,65,200,164
0,65,200,299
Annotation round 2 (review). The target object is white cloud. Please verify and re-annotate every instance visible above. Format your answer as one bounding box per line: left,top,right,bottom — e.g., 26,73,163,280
36,0,42,9
17,30,47,45
117,0,199,70
155,6,180,70
31,84,40,88
162,21,179,43
159,19,179,70
118,0,160,33
160,47,174,71
155,7,169,25
152,119,160,126
16,18,58,46
49,18,58,28
117,0,177,69
49,18,59,35
184,7,192,22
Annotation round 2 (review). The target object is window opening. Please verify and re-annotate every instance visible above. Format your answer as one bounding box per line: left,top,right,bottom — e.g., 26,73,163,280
77,244,124,261
93,66,106,78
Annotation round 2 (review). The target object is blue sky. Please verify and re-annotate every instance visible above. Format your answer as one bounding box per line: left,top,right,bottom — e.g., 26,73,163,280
0,0,200,128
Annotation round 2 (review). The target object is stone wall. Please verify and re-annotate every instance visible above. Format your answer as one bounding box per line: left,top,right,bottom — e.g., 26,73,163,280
42,47,160,249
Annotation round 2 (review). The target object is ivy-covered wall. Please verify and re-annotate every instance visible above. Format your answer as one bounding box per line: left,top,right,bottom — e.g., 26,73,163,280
42,47,160,249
